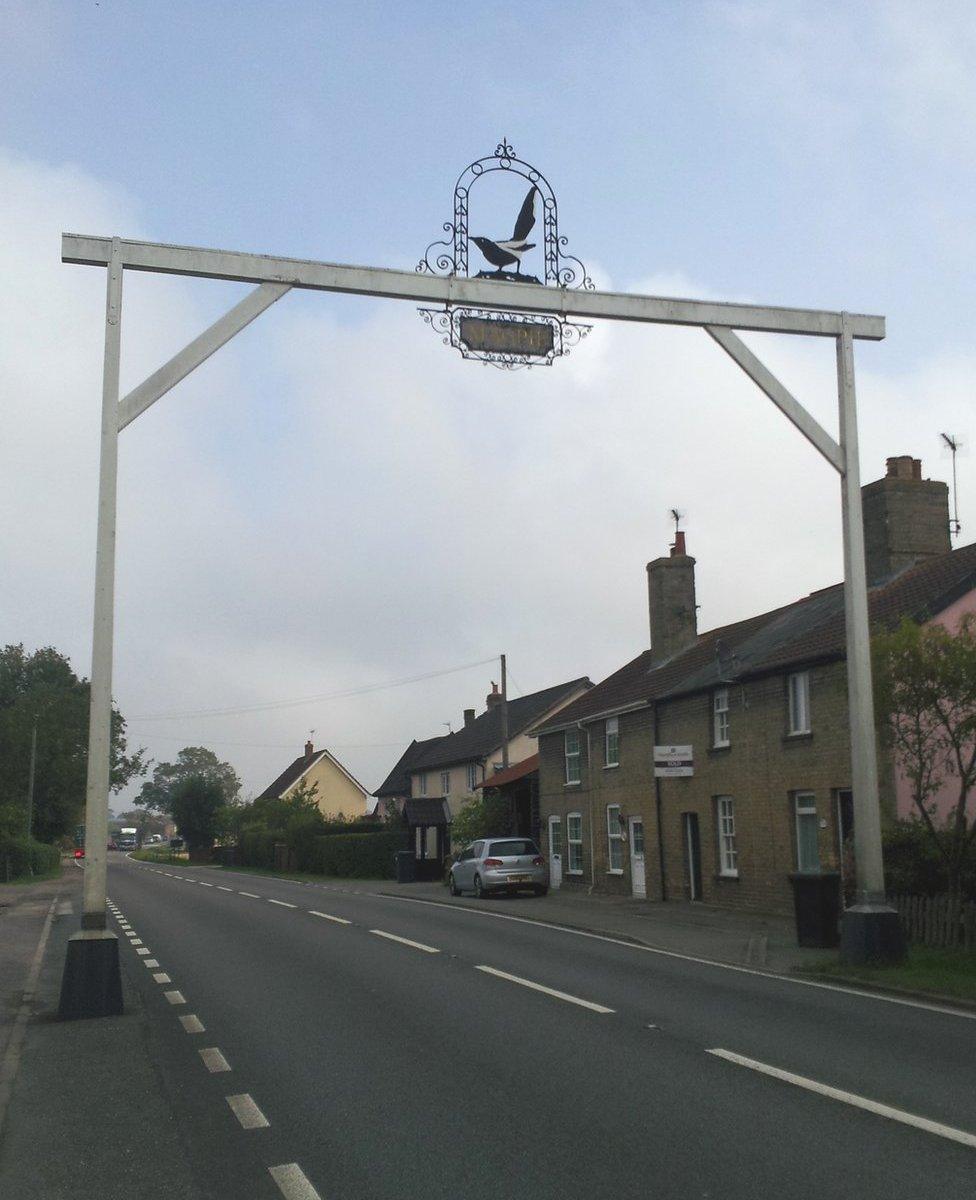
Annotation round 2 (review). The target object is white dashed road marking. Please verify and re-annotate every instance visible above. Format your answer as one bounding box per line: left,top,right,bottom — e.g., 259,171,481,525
369,930,440,954
136,948,151,957
164,990,186,1005
239,891,260,898
217,886,233,892
198,882,214,887
309,911,351,925
474,965,615,1014
129,938,143,946
268,899,297,909
226,1093,270,1129
706,1048,976,1150
199,1047,231,1073
143,958,160,968
269,1162,323,1200
179,1015,205,1033
152,973,171,984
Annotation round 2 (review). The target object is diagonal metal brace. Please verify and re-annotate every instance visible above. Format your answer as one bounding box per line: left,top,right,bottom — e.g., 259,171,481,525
118,282,291,430
705,325,845,474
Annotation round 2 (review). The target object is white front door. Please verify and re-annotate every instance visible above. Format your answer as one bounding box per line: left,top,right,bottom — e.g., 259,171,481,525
548,816,563,889
629,816,646,899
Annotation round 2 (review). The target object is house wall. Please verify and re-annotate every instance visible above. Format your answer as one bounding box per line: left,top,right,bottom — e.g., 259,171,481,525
286,757,367,820
538,661,885,916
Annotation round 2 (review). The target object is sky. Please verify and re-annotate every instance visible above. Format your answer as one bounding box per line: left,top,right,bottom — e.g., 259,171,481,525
2,1,974,805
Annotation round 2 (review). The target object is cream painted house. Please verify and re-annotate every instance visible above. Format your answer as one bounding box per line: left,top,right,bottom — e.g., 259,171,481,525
255,740,370,820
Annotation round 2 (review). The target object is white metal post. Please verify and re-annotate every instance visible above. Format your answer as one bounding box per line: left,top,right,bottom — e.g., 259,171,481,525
836,317,887,907
81,238,123,930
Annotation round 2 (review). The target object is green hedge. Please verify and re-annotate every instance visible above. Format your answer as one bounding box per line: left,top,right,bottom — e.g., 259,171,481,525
311,830,405,879
0,837,60,881
239,830,277,869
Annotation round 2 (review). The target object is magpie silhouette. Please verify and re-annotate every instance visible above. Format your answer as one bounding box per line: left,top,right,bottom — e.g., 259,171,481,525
471,185,537,275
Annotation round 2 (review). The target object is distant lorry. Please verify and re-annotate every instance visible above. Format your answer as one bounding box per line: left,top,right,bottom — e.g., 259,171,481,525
117,827,138,850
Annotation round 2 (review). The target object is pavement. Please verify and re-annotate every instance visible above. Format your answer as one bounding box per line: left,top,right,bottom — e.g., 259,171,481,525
2,858,974,1198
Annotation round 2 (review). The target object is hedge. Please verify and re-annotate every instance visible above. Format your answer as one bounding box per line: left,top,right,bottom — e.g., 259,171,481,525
0,837,61,881
310,830,405,879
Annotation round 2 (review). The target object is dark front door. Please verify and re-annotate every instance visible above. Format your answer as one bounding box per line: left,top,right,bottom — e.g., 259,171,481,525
683,812,702,901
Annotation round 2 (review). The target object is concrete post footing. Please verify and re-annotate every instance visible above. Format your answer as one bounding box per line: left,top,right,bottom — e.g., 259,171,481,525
840,905,906,966
58,930,123,1020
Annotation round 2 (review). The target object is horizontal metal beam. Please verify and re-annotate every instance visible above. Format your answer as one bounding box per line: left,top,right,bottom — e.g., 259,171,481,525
62,234,886,340
118,282,291,430
705,326,845,474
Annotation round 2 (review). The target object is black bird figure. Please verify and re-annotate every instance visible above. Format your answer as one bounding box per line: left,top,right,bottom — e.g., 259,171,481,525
471,185,538,277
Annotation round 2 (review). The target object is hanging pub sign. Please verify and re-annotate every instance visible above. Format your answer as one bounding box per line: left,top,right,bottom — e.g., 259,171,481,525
417,139,592,369
654,745,694,778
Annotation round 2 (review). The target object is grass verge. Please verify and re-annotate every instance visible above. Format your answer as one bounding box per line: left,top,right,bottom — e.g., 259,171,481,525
796,945,976,1003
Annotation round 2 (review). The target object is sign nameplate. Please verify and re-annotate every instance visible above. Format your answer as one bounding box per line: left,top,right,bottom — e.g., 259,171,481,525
459,315,555,358
654,744,693,778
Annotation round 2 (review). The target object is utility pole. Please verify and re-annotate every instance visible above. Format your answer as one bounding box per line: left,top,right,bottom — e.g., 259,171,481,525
25,723,37,848
500,654,509,770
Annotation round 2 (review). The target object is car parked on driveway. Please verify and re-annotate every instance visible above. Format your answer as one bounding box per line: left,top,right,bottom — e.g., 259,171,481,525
449,837,548,898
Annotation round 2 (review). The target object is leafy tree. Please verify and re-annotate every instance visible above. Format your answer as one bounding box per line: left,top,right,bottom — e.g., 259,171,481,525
0,644,145,842
240,778,327,846
873,615,976,934
136,746,241,816
169,775,225,855
448,791,512,852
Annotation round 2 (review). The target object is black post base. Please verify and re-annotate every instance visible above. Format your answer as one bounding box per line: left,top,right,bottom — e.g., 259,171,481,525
840,905,906,966
58,930,124,1020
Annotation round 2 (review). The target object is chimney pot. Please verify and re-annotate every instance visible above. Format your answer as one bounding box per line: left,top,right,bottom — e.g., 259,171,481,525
486,682,502,708
670,530,687,557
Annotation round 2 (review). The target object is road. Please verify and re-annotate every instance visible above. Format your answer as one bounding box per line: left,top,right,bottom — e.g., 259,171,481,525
106,855,976,1200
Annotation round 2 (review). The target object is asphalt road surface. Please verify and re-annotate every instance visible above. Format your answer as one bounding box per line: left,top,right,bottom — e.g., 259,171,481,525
106,855,976,1200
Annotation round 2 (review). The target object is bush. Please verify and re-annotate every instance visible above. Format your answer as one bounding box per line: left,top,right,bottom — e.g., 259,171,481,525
239,829,278,869
311,830,406,879
0,837,60,880
884,819,976,900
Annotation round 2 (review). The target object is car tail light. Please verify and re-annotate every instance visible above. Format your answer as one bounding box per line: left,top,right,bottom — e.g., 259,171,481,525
484,858,503,868
532,856,544,866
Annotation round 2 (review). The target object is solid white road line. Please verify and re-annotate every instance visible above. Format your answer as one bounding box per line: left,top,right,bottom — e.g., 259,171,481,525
474,965,615,1014
217,886,233,892
152,973,171,984
143,958,160,968
199,1047,231,1073
179,1015,205,1033
268,899,297,909
706,1048,976,1150
269,1162,323,1200
226,1093,270,1130
239,891,260,898
309,910,351,925
381,895,976,1022
164,990,186,1005
369,929,440,954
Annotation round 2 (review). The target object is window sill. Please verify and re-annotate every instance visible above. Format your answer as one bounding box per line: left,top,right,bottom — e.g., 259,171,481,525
607,869,624,876
783,731,813,744
603,763,619,771
715,872,740,882
567,869,584,876
563,781,582,788
708,744,731,756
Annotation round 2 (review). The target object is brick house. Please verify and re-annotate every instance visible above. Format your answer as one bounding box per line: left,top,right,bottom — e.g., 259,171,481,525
533,457,976,916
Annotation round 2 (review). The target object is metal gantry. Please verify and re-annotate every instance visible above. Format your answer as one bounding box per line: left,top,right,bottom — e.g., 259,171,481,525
60,232,897,1013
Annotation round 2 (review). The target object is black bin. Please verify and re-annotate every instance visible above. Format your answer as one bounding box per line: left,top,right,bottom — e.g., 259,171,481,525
790,871,841,948
395,850,416,884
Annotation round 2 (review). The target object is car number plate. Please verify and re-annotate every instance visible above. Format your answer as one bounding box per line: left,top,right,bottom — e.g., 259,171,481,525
508,874,529,882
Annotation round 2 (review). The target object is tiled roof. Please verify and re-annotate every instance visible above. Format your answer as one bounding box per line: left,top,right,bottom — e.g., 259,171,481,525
374,677,591,794
475,754,539,789
536,541,976,733
404,797,451,826
255,749,328,801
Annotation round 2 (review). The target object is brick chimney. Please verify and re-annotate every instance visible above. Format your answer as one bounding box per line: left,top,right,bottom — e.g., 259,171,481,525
304,739,314,757
463,708,476,727
486,682,502,708
647,533,698,663
861,457,950,585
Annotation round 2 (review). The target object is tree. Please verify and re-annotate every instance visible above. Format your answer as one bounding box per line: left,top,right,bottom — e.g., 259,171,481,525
169,775,225,856
0,644,145,843
136,746,241,816
448,791,513,852
873,615,976,934
240,778,327,846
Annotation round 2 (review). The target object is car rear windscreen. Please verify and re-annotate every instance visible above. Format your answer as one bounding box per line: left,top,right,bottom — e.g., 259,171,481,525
489,840,538,857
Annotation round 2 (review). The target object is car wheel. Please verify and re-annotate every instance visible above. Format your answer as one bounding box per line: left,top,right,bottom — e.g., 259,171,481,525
533,886,549,897
474,874,487,899
449,873,461,897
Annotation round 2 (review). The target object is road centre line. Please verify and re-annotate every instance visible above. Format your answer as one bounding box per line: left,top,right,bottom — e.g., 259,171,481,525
164,990,186,1005
226,1093,270,1130
475,965,615,1013
268,899,297,908
269,1162,323,1200
309,910,351,925
217,886,233,892
198,882,214,887
706,1048,976,1150
199,1047,231,1073
239,891,260,898
180,1015,205,1033
369,929,440,954
379,896,976,1021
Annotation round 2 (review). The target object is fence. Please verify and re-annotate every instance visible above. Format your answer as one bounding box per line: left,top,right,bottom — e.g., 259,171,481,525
888,894,976,951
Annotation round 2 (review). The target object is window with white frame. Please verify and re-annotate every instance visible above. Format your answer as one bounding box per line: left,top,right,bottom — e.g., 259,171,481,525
788,671,811,734
418,772,427,796
567,812,583,873
606,804,624,872
440,770,450,797
565,730,581,784
605,717,619,767
716,795,738,876
465,762,479,792
794,792,820,872
713,688,730,748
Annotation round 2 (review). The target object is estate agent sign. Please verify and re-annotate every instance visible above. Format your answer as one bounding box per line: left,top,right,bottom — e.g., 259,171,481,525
654,745,694,778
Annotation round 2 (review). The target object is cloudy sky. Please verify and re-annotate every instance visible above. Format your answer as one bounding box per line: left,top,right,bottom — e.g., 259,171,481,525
2,1,974,804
